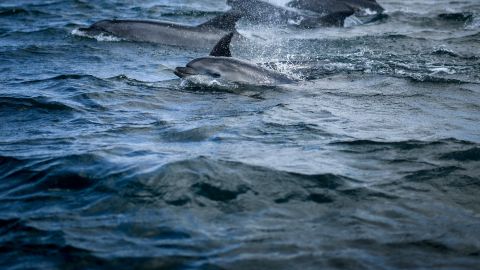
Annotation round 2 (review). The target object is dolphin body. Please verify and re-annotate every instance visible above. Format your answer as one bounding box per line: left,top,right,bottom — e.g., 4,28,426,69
287,0,385,24
227,0,354,28
77,12,242,48
227,0,385,27
287,0,384,15
174,33,294,86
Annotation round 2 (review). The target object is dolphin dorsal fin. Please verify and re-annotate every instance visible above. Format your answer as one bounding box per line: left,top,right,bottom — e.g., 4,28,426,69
209,32,234,57
198,11,242,31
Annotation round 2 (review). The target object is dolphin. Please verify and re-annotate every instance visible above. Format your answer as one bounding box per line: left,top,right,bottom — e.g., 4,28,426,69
287,0,384,15
227,0,354,28
77,12,242,48
287,0,385,24
174,33,294,85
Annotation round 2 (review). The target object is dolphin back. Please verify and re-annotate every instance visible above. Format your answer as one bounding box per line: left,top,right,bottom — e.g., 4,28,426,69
78,19,114,35
76,18,237,48
287,0,384,14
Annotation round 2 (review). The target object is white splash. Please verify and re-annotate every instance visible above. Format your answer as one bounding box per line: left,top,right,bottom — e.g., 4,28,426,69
361,8,379,16
344,15,363,27
180,75,238,90
287,17,305,26
429,67,456,75
465,15,480,30
71,28,123,42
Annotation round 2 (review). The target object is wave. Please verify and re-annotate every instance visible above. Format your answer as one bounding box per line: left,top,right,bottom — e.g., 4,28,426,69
465,15,480,30
107,74,153,84
12,73,147,90
19,74,105,84
437,12,480,29
0,216,110,269
440,147,480,161
330,139,479,160
331,139,463,149
0,153,132,196
401,166,480,192
0,156,26,180
431,47,459,57
402,74,477,84
160,126,224,143
0,154,363,208
0,154,374,204
0,7,50,17
438,12,473,22
0,216,194,270
118,156,384,208
1,27,64,38
332,139,480,190
403,165,462,182
0,96,77,112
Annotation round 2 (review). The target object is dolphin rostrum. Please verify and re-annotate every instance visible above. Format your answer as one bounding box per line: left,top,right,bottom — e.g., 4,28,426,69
174,33,294,85
77,11,242,48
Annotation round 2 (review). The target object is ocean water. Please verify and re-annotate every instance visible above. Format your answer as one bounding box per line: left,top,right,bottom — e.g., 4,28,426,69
1,0,480,269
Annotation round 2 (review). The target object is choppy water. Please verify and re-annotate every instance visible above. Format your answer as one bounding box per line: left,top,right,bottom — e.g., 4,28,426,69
1,0,480,269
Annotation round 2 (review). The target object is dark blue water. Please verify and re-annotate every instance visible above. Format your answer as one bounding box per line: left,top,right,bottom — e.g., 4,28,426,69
1,0,480,269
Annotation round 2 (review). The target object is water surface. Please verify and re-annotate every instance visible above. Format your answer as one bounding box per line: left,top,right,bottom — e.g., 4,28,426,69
1,0,480,269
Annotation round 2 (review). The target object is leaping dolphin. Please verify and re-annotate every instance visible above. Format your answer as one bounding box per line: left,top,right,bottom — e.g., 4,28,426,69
227,0,354,28
77,11,242,49
174,33,295,85
287,0,385,24
287,0,384,15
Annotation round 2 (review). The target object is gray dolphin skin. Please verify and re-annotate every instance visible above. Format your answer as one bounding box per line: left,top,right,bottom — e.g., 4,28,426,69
227,0,354,28
77,12,242,48
227,0,385,27
287,0,384,15
287,0,385,23
174,33,294,86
